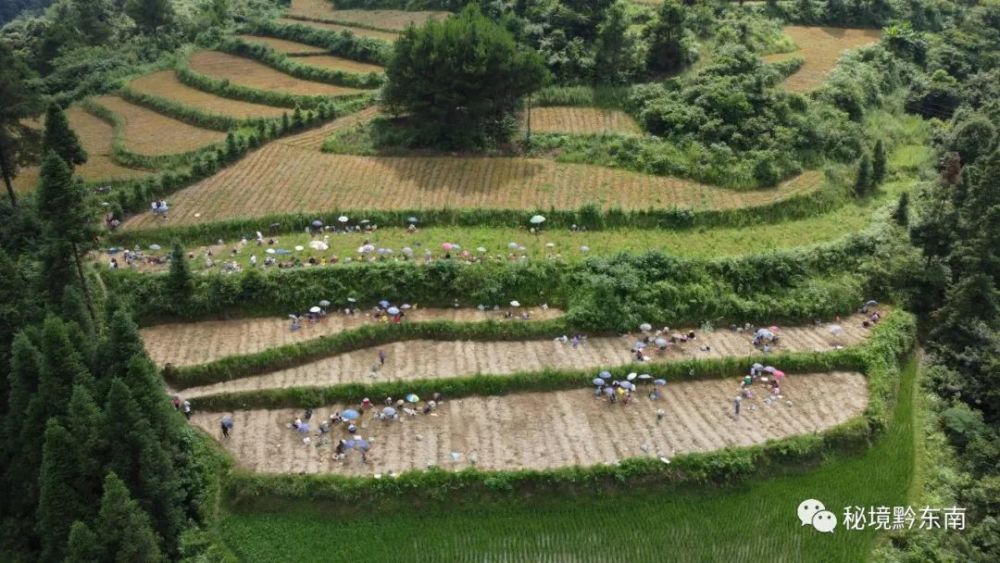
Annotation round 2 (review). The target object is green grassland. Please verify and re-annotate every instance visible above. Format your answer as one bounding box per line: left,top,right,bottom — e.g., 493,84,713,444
219,358,919,562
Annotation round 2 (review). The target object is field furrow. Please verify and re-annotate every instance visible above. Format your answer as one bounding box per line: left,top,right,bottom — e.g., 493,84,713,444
529,106,641,136
121,143,821,229
278,106,380,149
129,71,289,120
188,51,366,97
142,307,562,367
764,26,881,92
191,371,867,475
93,95,226,155
237,35,328,55
178,313,878,398
276,17,400,42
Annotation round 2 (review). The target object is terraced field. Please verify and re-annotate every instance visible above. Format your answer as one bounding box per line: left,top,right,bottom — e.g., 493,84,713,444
530,106,641,135
765,26,881,92
276,17,400,42
12,107,151,192
287,0,449,31
93,95,226,155
237,35,328,55
277,106,380,150
191,371,868,474
188,51,366,97
143,307,562,368
129,71,289,120
292,54,384,74
122,143,822,229
178,314,874,397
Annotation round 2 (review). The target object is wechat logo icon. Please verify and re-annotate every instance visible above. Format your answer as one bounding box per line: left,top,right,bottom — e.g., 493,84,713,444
798,499,838,533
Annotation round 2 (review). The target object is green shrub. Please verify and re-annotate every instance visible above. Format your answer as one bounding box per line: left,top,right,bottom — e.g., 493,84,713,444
246,19,392,65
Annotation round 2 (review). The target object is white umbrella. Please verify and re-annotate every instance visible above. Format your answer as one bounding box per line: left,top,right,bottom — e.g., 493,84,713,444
309,306,321,313
654,337,668,347
510,300,520,307
357,244,375,254
545,242,555,248
626,372,637,381
829,324,844,335
639,323,652,332
508,242,519,250
529,215,546,225
309,240,329,250
477,247,487,253
402,247,413,256
338,216,349,223
580,246,590,252
149,244,161,251
265,248,276,254
294,245,304,251
319,300,331,307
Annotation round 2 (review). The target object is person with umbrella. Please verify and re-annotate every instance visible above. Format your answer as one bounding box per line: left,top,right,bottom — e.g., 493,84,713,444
221,416,234,439
378,349,386,366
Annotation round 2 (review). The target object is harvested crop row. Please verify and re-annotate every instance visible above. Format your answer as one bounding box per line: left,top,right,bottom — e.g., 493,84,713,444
129,71,289,120
12,107,150,192
764,26,881,92
179,313,875,398
191,371,868,474
276,17,399,42
288,0,449,31
237,35,328,55
529,106,641,136
93,95,226,155
142,307,562,368
291,54,384,74
122,144,821,229
189,51,366,97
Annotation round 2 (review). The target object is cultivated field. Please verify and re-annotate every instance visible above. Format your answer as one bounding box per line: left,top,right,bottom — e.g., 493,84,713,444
143,307,562,368
192,371,867,474
276,17,400,42
179,314,875,397
765,26,881,92
129,71,289,120
93,95,226,155
292,54,384,74
237,35,328,55
529,106,641,135
122,144,821,229
287,0,449,30
188,51,365,97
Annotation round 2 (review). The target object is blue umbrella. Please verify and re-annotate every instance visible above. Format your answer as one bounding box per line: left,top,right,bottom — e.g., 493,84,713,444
408,216,419,224
354,439,370,451
378,300,390,309
342,409,360,421
592,378,606,386
382,407,397,416
221,416,234,429
387,307,401,316
297,422,310,433
406,394,420,403
599,370,612,379
654,379,667,386
275,248,291,255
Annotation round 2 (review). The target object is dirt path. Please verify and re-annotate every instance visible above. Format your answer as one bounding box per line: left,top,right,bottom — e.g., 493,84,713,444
180,313,877,398
143,307,562,367
191,371,867,475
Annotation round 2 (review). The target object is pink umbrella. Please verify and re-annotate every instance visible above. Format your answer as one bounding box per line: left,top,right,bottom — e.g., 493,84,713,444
773,370,786,379
769,326,781,333
441,242,453,251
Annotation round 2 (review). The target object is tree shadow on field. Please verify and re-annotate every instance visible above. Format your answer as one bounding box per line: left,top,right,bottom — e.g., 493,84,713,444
371,154,550,196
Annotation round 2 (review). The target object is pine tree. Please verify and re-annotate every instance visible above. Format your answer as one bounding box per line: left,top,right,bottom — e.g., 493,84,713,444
125,0,175,33
37,419,86,563
35,153,96,316
99,310,147,382
62,285,95,343
872,139,887,185
292,105,304,129
893,192,910,226
0,41,43,207
166,241,193,303
281,112,290,132
95,473,163,562
646,0,688,73
854,153,873,197
67,385,105,507
65,521,102,563
0,332,44,539
225,132,238,159
43,104,87,167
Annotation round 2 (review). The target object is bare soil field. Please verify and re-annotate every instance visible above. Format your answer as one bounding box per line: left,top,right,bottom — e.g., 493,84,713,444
142,307,563,368
122,143,821,229
129,71,288,120
191,371,868,474
237,35,328,55
765,26,881,92
276,17,400,42
12,107,151,192
180,313,876,398
288,0,449,30
292,54,384,74
188,51,365,97
529,106,641,136
93,95,226,155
